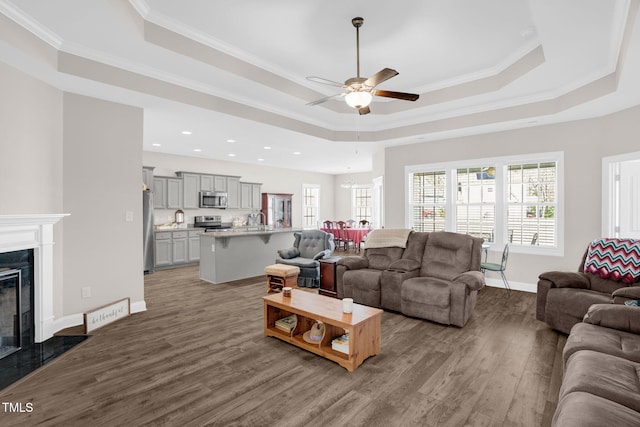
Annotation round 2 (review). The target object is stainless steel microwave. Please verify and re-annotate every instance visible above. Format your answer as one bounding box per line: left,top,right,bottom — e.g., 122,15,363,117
199,191,228,209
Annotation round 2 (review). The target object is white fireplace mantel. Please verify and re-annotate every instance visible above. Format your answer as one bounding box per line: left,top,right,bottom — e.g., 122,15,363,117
0,214,68,342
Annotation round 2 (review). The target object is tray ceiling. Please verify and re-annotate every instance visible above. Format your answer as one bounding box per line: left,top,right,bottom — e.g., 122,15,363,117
1,0,639,173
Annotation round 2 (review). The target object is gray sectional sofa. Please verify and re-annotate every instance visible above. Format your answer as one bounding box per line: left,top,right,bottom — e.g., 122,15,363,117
552,300,640,426
537,248,640,334
335,230,485,327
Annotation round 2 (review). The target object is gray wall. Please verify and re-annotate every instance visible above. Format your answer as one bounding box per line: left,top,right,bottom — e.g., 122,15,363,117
385,106,640,287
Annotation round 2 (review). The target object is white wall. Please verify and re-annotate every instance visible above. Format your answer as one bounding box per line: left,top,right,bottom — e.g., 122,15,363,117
143,151,336,227
333,171,374,222
384,106,640,288
0,62,65,316
0,64,145,323
62,93,144,316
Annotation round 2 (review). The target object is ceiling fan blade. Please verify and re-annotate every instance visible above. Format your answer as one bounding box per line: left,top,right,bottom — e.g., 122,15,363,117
358,106,370,115
373,89,420,101
364,68,399,88
306,76,347,88
306,92,346,106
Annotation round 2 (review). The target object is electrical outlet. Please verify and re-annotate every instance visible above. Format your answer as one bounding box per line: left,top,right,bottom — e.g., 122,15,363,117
211,244,215,252
125,211,134,222
81,287,91,298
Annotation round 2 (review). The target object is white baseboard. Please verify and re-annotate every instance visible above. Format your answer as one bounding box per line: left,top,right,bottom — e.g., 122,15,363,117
131,300,147,313
484,278,536,293
50,313,84,336
47,299,147,338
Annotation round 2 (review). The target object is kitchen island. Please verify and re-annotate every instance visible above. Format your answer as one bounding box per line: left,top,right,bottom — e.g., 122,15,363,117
199,228,301,284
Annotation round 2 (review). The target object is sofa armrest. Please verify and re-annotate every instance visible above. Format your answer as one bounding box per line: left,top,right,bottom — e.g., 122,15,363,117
277,247,300,259
313,249,332,260
612,286,640,302
337,256,369,270
453,271,485,291
537,271,591,289
388,259,421,272
583,304,640,334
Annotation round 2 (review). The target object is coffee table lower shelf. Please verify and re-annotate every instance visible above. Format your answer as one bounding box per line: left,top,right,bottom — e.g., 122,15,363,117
263,290,382,372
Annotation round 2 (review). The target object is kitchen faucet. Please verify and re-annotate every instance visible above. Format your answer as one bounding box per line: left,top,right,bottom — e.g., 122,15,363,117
258,211,266,230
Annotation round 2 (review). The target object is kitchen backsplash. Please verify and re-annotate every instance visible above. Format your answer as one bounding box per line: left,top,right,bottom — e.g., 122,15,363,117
154,208,259,227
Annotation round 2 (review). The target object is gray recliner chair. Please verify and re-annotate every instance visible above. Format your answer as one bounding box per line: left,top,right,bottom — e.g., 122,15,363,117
276,230,334,287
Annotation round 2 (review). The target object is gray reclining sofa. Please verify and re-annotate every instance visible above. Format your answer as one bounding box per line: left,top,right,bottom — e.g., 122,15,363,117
336,230,485,327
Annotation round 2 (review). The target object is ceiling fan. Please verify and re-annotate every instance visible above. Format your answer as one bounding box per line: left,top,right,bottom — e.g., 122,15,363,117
306,17,419,115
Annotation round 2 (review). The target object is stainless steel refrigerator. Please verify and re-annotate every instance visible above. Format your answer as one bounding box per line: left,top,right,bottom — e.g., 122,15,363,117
143,189,155,273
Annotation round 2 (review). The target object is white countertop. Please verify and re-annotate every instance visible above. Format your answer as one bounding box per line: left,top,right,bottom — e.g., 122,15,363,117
199,228,301,238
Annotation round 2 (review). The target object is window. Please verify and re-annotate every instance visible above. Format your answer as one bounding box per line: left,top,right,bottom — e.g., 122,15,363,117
352,186,372,224
456,167,496,243
409,171,446,232
406,152,563,255
302,185,320,229
506,162,557,246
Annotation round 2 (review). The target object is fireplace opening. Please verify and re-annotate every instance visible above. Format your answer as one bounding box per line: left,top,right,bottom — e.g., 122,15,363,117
0,250,34,360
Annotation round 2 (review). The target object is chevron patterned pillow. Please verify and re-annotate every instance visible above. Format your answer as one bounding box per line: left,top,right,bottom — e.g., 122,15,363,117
584,238,640,284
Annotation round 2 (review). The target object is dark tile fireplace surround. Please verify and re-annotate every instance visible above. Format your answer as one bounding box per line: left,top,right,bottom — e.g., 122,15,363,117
0,249,34,359
0,248,88,389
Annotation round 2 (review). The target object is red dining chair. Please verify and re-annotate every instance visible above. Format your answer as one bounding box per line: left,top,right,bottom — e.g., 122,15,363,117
336,221,354,252
324,221,341,248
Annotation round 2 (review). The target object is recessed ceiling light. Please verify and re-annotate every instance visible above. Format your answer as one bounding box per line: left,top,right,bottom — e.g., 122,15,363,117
181,130,192,135
193,148,202,152
257,158,264,162
293,151,301,155
263,146,272,150
228,153,236,157
226,139,236,143
152,143,161,147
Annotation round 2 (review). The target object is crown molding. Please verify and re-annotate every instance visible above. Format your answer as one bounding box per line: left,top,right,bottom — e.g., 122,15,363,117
0,0,62,48
132,0,309,90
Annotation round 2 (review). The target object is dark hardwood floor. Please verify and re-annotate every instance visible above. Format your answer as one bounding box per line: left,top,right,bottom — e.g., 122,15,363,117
0,265,565,426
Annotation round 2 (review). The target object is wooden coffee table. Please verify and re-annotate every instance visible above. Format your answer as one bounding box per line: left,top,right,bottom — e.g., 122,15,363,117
263,290,382,371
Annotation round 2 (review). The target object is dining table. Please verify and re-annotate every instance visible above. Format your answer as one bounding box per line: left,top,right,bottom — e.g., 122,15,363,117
321,227,372,252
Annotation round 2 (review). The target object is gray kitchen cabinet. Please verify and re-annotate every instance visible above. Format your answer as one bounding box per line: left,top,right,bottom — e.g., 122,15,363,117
200,175,215,192
154,229,201,269
167,178,182,209
172,231,188,264
227,177,240,209
188,231,201,262
213,176,227,192
154,232,172,267
240,182,263,209
240,183,252,209
153,177,167,209
176,172,243,209
181,173,200,209
143,166,155,190
153,177,183,209
251,184,262,208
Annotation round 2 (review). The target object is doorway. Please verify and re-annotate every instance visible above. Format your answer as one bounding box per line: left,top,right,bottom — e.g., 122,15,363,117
603,152,640,238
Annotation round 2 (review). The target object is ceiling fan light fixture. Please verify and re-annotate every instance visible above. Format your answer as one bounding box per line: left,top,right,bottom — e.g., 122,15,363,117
345,91,373,109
